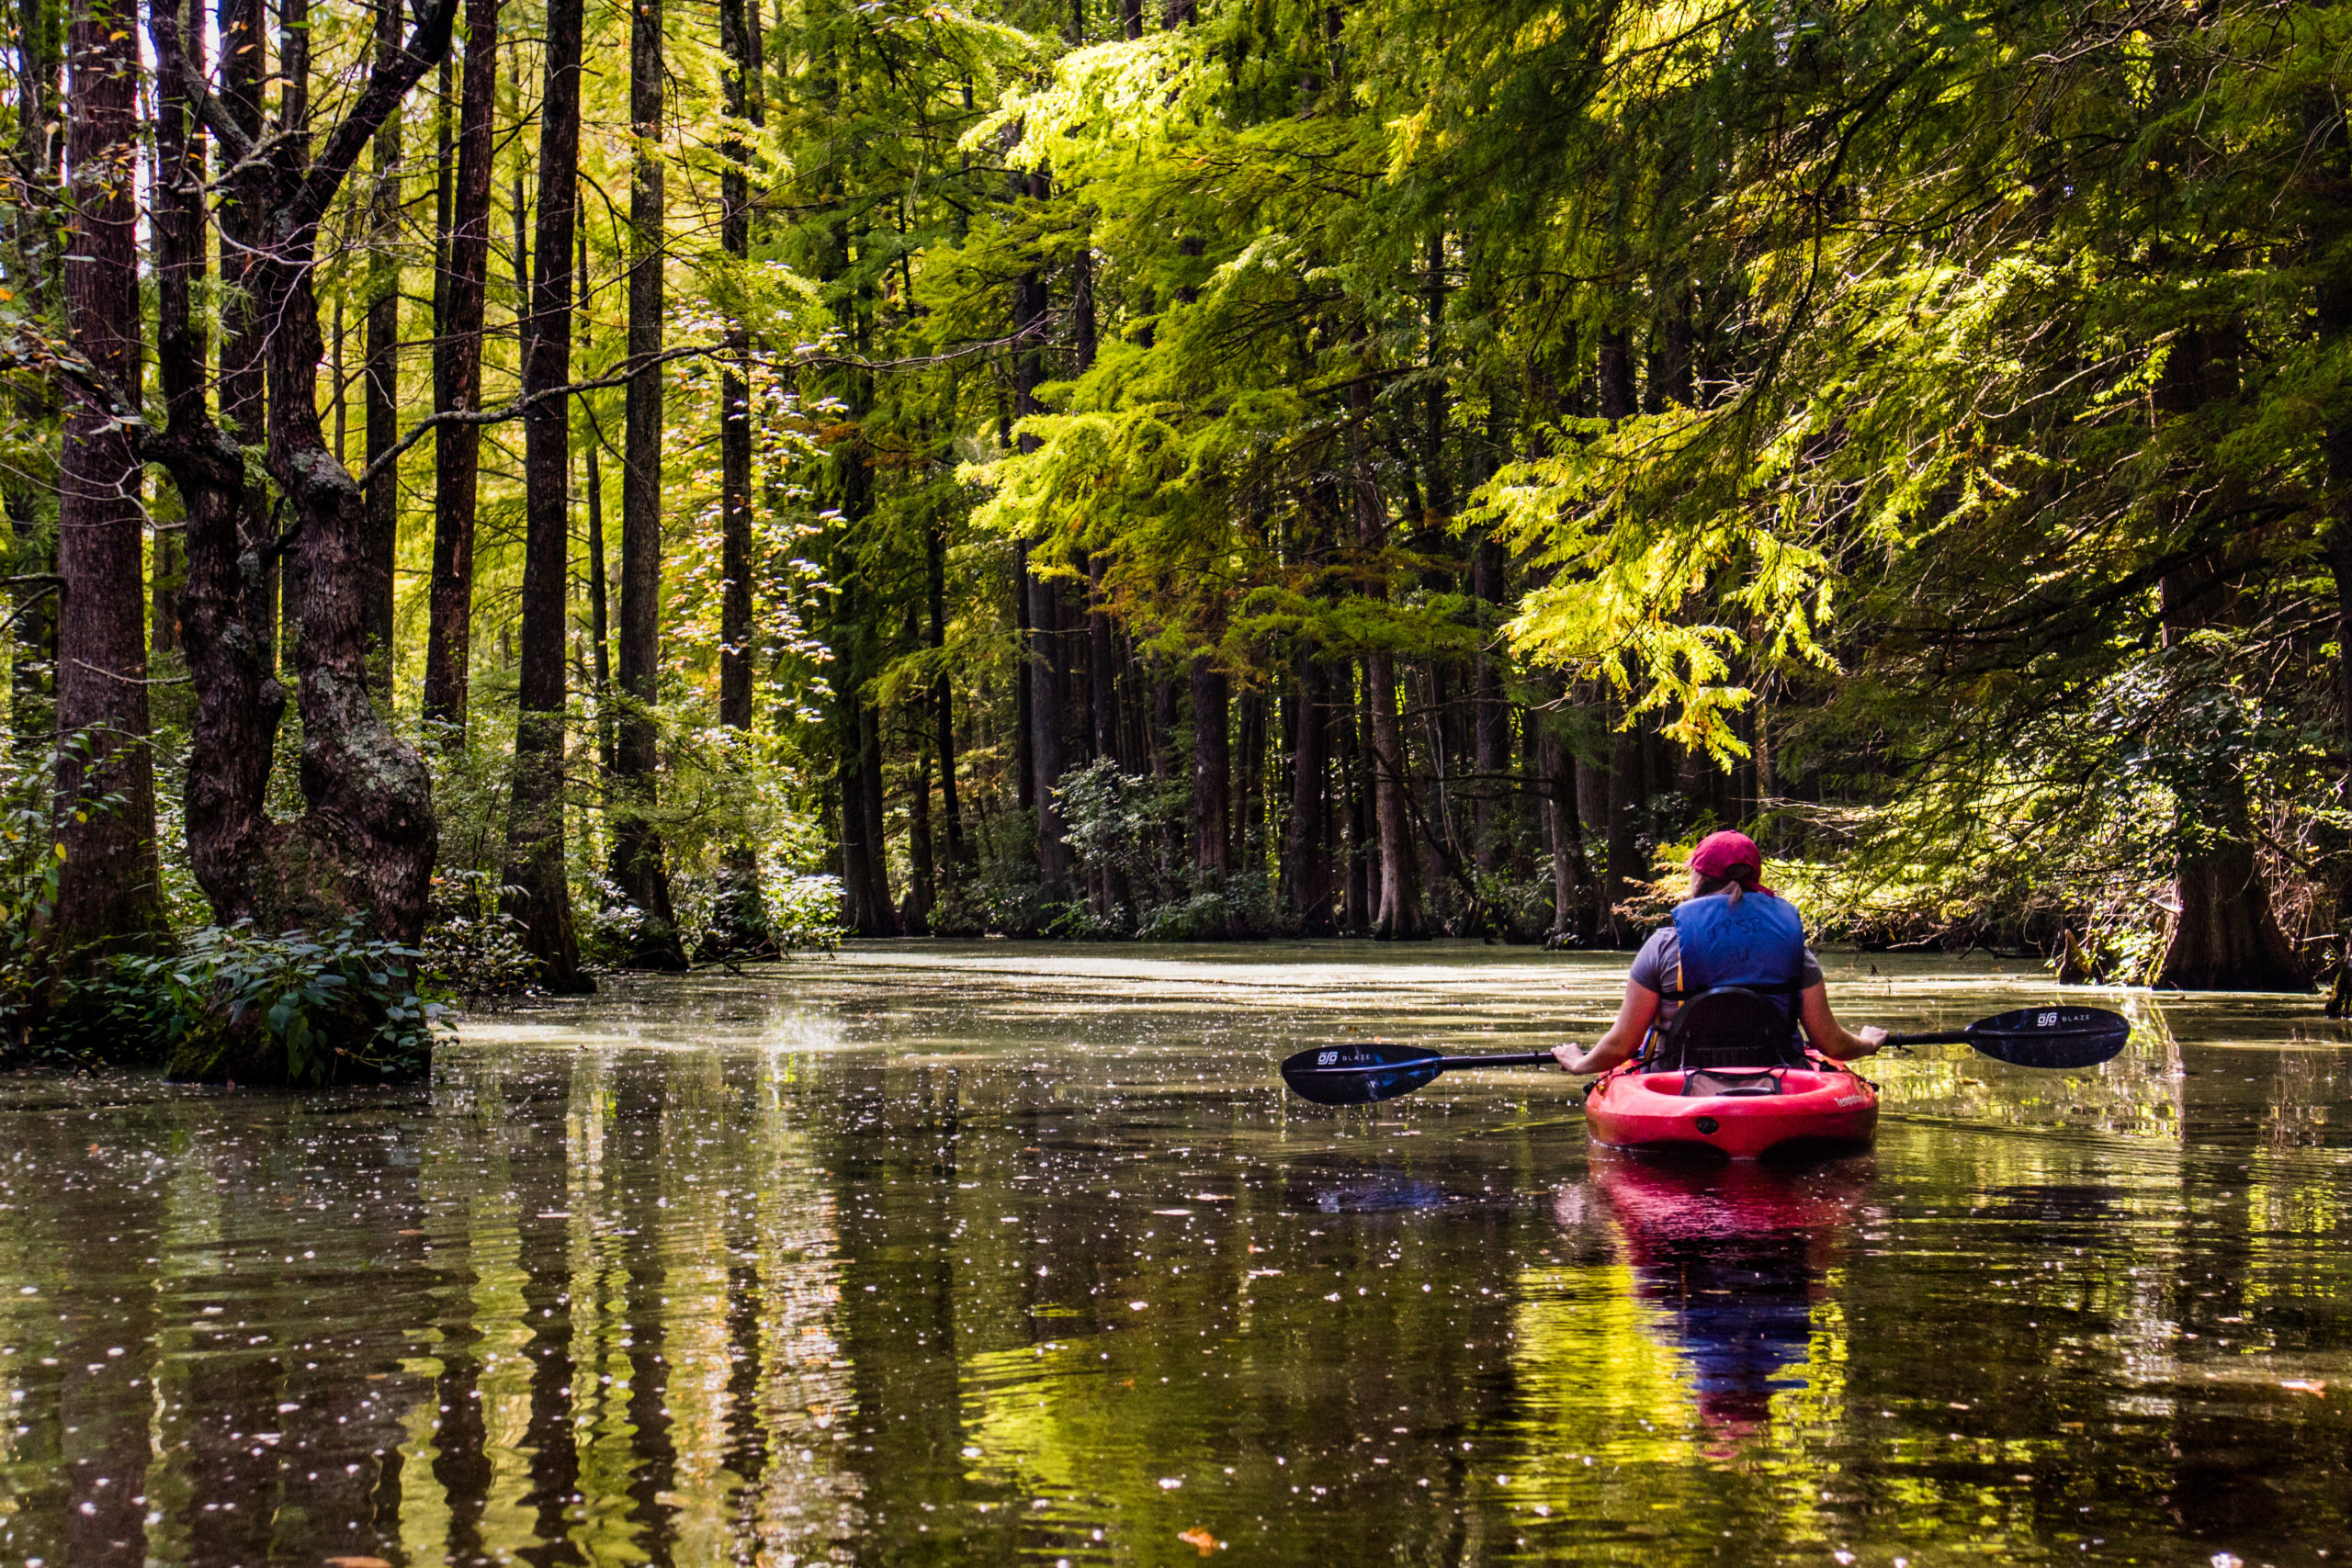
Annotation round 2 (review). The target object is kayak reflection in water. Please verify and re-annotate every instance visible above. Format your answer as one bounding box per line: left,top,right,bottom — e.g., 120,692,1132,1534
1550,830,1887,1078
1570,1156,1872,1438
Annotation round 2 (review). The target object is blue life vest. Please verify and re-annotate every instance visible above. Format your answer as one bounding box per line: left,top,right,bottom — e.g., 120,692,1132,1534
1667,891,1808,1018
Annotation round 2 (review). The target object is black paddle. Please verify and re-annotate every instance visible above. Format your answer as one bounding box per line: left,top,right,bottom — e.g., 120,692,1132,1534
1283,1004,2132,1106
1883,1005,2132,1069
1281,1041,1560,1106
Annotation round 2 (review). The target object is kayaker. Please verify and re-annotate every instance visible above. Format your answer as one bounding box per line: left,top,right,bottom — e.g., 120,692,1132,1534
1551,829,1887,1076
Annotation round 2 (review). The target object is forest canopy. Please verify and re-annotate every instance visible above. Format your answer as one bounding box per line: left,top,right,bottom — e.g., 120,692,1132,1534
2,0,2347,1075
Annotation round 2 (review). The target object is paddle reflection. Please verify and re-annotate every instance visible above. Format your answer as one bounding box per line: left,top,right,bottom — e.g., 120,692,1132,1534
1577,1156,1871,1437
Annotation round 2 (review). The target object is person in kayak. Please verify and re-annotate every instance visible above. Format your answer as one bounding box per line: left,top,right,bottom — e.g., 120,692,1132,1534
1551,829,1887,1076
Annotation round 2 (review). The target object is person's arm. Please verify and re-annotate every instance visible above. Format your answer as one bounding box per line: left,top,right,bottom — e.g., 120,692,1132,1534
1552,979,1659,1076
1799,983,1888,1060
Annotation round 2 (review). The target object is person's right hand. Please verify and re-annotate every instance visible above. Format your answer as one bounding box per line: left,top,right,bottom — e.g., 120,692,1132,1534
1552,1043,1583,1074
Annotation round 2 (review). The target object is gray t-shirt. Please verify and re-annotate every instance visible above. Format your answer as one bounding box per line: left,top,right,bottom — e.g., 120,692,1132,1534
1627,925,1824,1026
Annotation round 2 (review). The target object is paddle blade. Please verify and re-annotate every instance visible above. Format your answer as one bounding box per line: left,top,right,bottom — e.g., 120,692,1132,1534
1966,1006,2132,1068
1281,1042,1444,1106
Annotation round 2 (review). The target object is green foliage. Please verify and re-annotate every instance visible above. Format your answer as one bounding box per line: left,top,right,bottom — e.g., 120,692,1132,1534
0,742,65,1038
82,920,447,1086
421,870,541,1000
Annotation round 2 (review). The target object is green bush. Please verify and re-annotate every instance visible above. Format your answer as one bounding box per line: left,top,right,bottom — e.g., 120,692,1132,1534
82,919,448,1085
421,869,541,999
763,873,846,953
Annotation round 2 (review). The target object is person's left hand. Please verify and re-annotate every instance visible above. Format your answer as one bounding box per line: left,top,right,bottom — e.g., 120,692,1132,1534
1852,1024,1889,1056
1551,1043,1583,1074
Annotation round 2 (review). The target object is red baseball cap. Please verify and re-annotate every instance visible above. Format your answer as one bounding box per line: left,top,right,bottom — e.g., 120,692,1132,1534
1689,830,1764,880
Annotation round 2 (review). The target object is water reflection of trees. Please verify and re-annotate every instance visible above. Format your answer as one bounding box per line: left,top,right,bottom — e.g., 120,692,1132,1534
0,958,2347,1562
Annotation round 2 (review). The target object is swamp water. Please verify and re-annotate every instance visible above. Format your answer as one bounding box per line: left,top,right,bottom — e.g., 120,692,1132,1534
0,941,2346,1566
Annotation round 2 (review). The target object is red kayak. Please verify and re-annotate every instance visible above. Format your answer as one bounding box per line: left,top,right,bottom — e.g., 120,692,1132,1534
1583,1055,1878,1158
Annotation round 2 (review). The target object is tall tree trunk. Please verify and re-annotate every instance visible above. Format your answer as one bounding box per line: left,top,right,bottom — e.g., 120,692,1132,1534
904,701,933,932
8,0,60,757
1012,540,1034,813
503,0,587,990
359,0,401,697
150,0,284,927
1351,378,1420,940
1591,327,1643,946
607,0,683,965
1286,651,1331,931
835,412,900,937
51,0,161,950
1236,685,1266,874
717,0,754,730
1190,653,1229,883
1089,553,1117,766
585,415,612,775
1539,708,1590,943
711,0,768,950
1012,175,1069,898
858,689,891,924
215,0,264,443
928,518,965,886
164,0,454,957
836,707,874,933
1028,559,1073,901
2154,549,2301,990
1471,532,1508,873
1601,716,1643,947
1349,670,1378,931
423,0,497,738
145,0,187,665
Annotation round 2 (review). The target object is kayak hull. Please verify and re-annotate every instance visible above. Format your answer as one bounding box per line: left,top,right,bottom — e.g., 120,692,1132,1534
1583,1060,1878,1159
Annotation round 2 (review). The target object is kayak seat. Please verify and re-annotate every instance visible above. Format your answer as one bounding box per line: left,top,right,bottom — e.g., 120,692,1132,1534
1682,1067,1783,1098
1648,986,1806,1072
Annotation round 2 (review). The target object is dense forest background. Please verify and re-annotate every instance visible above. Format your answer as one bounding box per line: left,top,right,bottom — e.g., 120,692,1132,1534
4,0,2349,1075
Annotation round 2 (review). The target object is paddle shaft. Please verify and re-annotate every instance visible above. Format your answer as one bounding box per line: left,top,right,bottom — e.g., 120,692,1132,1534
1886,1023,2120,1048
1301,1050,1559,1077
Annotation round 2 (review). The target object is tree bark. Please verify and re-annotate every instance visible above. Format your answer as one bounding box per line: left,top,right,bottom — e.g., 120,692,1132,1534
858,689,891,925
1236,685,1265,874
1471,531,1509,872
1012,541,1034,813
503,0,587,989
150,0,284,927
51,0,162,950
1539,708,1590,942
1191,653,1229,882
717,0,755,730
1089,554,1117,765
904,709,933,933
834,422,899,937
6,0,59,761
215,0,265,443
2154,552,2302,990
1286,651,1331,931
1012,175,1069,897
585,413,612,775
358,0,401,697
1351,378,1420,939
1028,559,1073,901
606,0,683,965
423,0,497,738
153,0,455,956
928,518,966,886
836,706,874,932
